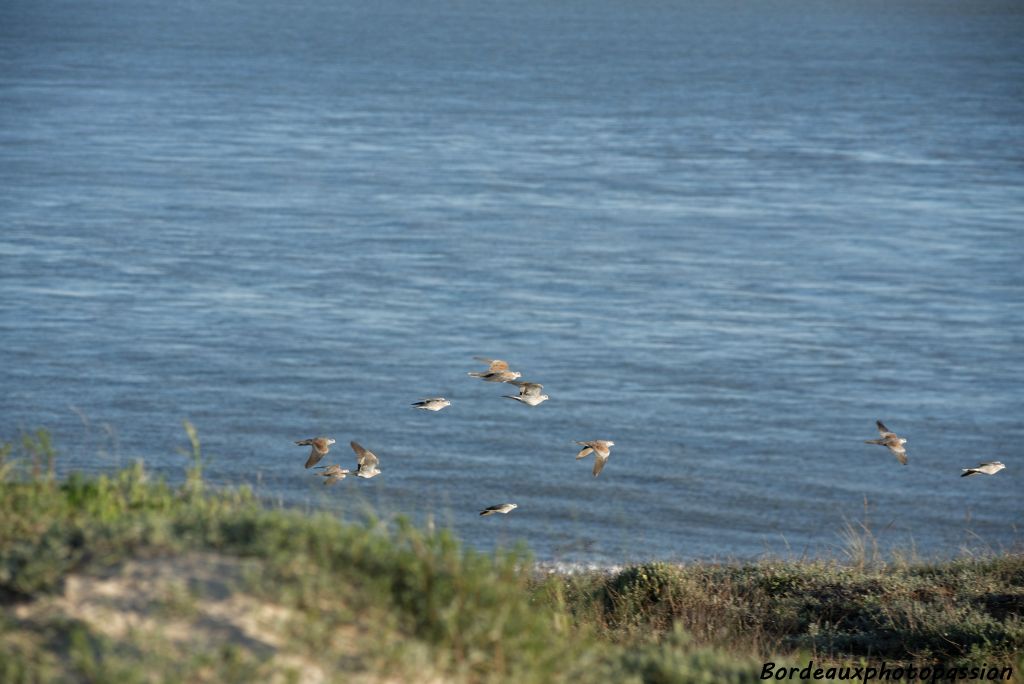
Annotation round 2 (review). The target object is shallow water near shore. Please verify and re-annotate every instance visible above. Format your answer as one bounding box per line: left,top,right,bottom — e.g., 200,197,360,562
1,0,1022,564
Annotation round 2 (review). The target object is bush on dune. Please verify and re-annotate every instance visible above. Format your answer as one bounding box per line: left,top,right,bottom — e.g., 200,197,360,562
0,429,1020,683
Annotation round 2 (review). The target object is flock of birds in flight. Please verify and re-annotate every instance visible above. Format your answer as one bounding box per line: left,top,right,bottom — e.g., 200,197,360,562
863,420,1005,477
295,357,1006,517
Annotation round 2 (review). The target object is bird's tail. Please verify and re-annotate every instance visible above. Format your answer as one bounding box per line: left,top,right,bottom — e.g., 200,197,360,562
467,372,485,378
961,469,976,477
295,439,313,446
864,439,885,445
479,510,493,516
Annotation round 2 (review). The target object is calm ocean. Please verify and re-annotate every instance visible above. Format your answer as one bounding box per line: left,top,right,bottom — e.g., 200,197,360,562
2,0,1022,564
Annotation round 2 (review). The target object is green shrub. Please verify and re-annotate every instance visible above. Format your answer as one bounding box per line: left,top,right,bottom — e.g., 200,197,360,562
1,429,1021,682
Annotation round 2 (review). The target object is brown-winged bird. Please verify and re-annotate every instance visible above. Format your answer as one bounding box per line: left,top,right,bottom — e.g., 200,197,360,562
350,441,381,479
865,420,908,465
503,381,549,406
314,464,351,485
575,440,616,477
296,437,336,469
468,357,522,383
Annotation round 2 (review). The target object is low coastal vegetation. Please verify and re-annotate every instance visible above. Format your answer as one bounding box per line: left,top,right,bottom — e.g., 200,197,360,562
1,429,1021,683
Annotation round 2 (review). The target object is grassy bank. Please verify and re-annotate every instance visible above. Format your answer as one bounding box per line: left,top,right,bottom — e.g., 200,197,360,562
1,432,1021,682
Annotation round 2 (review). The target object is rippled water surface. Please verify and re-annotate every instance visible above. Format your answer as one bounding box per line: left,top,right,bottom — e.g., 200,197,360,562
2,0,1022,564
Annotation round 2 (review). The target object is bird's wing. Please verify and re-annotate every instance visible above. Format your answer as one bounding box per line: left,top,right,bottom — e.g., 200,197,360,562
576,446,594,460
412,398,438,407
474,357,509,372
295,438,314,446
305,450,326,469
515,382,543,397
876,421,897,439
890,447,908,465
351,441,379,467
593,453,609,477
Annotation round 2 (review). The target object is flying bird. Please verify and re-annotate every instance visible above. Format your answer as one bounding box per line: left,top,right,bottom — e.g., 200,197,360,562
480,503,518,516
469,369,522,383
314,464,351,486
295,437,336,469
503,381,549,406
575,440,615,477
412,397,451,411
350,441,381,479
961,461,1005,477
468,357,522,383
864,420,908,465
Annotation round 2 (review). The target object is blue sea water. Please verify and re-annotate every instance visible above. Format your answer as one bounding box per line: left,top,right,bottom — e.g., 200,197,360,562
1,0,1022,564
